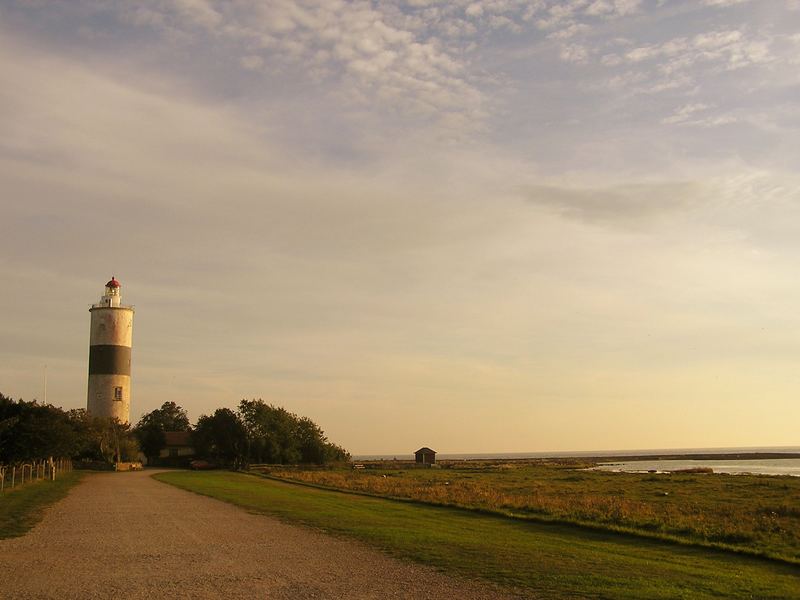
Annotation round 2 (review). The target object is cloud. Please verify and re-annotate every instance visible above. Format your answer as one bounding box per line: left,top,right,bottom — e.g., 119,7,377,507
523,182,705,227
465,3,484,17
703,0,751,6
537,0,640,34
547,22,591,40
116,0,488,133
559,44,589,63
610,28,773,74
172,0,222,29
239,54,264,70
662,102,712,124
568,17,787,130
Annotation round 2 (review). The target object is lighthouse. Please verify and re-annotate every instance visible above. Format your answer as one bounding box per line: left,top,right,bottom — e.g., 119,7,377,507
87,277,134,423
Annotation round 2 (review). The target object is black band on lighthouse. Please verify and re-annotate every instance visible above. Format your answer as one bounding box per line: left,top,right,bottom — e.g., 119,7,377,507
88,345,131,376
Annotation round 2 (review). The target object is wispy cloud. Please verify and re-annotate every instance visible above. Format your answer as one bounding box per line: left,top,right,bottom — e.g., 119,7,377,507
662,103,712,124
117,1,489,133
523,181,705,227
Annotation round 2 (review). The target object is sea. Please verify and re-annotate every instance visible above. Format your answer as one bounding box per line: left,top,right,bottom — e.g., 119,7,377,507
591,457,800,476
353,446,800,477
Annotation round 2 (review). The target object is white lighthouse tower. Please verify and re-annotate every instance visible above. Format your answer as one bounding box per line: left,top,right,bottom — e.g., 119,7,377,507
87,277,134,423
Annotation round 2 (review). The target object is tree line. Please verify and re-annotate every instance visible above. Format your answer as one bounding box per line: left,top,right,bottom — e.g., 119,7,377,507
0,392,137,464
136,399,350,467
0,392,349,467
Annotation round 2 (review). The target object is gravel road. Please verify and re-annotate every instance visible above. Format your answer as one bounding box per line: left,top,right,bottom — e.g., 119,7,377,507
0,470,523,599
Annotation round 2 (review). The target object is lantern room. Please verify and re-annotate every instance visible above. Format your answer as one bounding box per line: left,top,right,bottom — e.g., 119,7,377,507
98,276,122,308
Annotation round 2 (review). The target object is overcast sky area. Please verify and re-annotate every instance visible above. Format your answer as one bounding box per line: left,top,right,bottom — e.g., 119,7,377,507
2,0,800,455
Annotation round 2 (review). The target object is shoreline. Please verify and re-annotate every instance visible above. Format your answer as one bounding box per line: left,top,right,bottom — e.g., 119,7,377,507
565,452,800,462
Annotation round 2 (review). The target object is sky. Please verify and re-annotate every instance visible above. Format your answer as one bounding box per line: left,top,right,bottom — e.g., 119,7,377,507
1,0,799,455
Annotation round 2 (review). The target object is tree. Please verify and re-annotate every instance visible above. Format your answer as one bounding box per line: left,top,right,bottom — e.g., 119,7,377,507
235,399,350,466
68,409,139,463
134,423,166,465
137,401,190,431
295,416,326,464
323,441,350,463
238,399,299,464
133,402,190,464
0,394,83,463
192,408,247,467
0,393,138,465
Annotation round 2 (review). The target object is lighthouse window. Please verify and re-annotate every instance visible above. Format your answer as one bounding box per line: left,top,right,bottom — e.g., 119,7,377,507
114,387,123,401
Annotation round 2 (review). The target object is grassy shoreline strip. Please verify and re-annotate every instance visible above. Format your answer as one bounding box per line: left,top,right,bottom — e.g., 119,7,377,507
265,464,800,560
256,471,800,566
154,470,800,599
0,471,84,539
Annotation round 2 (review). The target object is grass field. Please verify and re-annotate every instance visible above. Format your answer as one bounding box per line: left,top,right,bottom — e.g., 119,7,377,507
155,470,800,599
0,471,84,539
266,461,800,563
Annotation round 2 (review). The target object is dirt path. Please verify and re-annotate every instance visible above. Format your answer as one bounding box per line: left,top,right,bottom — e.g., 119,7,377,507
0,470,521,599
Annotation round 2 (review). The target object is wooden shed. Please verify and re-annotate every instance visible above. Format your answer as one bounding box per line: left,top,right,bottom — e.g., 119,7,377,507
159,431,195,465
414,447,436,465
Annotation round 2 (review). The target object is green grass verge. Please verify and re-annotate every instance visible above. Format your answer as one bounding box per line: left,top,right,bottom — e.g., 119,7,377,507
0,471,84,539
154,470,800,599
260,471,800,565
267,463,800,561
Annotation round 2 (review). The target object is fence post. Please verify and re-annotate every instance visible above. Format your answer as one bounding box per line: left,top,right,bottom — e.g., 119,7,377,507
0,459,74,490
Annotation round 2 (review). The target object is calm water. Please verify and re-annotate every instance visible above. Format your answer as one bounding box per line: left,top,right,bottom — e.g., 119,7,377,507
593,458,800,477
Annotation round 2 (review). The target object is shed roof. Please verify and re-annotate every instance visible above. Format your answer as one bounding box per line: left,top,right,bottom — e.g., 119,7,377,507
415,447,436,454
164,431,192,447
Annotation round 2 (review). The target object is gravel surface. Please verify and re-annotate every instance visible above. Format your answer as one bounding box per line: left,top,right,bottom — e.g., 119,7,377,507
0,470,524,599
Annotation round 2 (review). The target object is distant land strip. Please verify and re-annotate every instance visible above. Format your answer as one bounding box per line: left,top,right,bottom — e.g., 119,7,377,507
569,452,800,462
421,453,800,462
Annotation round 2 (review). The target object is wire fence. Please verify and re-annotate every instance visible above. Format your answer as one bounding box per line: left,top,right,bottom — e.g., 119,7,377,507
0,458,73,493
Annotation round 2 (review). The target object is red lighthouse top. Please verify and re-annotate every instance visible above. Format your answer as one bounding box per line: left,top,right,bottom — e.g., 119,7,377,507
106,277,120,288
